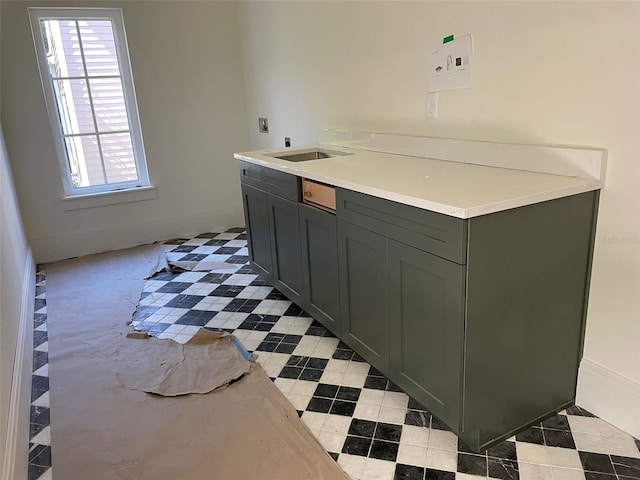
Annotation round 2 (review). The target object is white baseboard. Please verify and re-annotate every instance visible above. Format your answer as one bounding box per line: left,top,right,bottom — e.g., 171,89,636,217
31,204,245,263
1,249,35,480
576,357,640,439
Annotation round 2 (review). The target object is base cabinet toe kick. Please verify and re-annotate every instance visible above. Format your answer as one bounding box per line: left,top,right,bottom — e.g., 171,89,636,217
238,160,599,452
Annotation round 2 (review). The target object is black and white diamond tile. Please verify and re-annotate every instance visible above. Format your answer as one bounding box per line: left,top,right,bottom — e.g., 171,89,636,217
29,230,640,480
29,266,52,480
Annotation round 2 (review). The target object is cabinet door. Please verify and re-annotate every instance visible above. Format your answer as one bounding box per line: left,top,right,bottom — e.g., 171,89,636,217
267,194,305,304
338,221,389,374
388,240,465,431
299,204,340,334
241,183,273,282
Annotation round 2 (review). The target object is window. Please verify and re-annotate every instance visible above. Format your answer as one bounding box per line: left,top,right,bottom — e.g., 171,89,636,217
29,8,150,199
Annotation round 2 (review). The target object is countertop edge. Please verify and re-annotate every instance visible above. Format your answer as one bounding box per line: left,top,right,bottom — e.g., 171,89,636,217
234,151,602,219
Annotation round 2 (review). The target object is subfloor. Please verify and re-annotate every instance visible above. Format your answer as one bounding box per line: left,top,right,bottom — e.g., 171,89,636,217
28,229,640,480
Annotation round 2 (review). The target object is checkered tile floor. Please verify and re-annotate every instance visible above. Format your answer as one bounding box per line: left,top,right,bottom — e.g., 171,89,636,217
29,230,640,480
29,267,51,480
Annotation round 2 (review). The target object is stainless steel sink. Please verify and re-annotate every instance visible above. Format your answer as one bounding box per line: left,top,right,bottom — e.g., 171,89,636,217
274,150,332,162
270,148,353,162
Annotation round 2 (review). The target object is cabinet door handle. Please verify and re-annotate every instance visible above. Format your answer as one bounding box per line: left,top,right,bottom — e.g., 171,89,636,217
304,191,313,198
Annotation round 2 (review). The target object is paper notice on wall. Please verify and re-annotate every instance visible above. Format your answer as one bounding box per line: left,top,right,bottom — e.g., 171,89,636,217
430,34,473,92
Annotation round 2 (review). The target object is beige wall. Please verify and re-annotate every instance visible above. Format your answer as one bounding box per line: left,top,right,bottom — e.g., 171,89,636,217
1,0,638,443
0,123,33,479
2,1,34,475
1,1,249,263
238,1,640,436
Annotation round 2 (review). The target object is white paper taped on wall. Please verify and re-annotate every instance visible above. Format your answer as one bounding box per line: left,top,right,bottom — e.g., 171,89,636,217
430,34,473,92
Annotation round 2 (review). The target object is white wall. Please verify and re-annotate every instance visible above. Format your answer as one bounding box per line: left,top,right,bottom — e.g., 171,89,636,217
1,0,637,441
1,3,35,477
1,1,250,263
0,123,33,480
237,1,640,437
1,0,36,454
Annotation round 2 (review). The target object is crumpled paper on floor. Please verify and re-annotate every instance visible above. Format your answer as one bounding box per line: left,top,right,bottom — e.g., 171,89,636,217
118,329,251,396
148,251,242,276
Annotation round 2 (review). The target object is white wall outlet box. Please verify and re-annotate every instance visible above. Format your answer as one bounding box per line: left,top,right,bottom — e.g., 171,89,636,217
427,93,438,119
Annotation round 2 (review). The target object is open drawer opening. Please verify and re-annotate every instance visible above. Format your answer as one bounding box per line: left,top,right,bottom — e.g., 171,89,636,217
302,178,336,213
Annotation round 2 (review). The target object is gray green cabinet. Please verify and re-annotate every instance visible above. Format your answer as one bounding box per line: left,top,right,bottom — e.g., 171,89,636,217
300,204,341,333
337,221,389,375
267,194,305,304
460,191,597,449
239,160,599,452
336,187,598,451
239,161,341,335
239,161,301,289
336,191,466,430
241,183,273,282
388,240,465,433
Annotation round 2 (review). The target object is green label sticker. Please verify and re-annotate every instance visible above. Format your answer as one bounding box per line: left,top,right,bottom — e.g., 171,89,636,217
443,34,454,44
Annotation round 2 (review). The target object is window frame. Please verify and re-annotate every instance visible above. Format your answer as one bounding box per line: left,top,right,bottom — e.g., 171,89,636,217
29,7,151,199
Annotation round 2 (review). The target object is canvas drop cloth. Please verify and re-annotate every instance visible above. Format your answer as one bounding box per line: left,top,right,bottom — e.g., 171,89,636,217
45,245,350,480
118,329,252,396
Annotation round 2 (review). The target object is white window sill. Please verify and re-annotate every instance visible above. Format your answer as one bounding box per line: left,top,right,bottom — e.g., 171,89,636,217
62,186,157,211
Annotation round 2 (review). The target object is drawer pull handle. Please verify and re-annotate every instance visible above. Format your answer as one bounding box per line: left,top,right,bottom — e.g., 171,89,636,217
304,191,313,197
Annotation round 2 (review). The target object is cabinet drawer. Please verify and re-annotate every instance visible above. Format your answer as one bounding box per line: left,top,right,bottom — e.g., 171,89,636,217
337,188,467,264
239,161,300,202
302,179,336,212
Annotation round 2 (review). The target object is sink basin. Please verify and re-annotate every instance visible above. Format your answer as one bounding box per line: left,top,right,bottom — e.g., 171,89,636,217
274,150,332,162
270,148,354,162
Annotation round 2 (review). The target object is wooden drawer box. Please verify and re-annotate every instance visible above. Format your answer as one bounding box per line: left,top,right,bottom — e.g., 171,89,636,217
302,179,336,212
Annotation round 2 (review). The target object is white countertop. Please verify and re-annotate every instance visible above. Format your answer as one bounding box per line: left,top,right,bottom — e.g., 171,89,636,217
235,134,604,219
